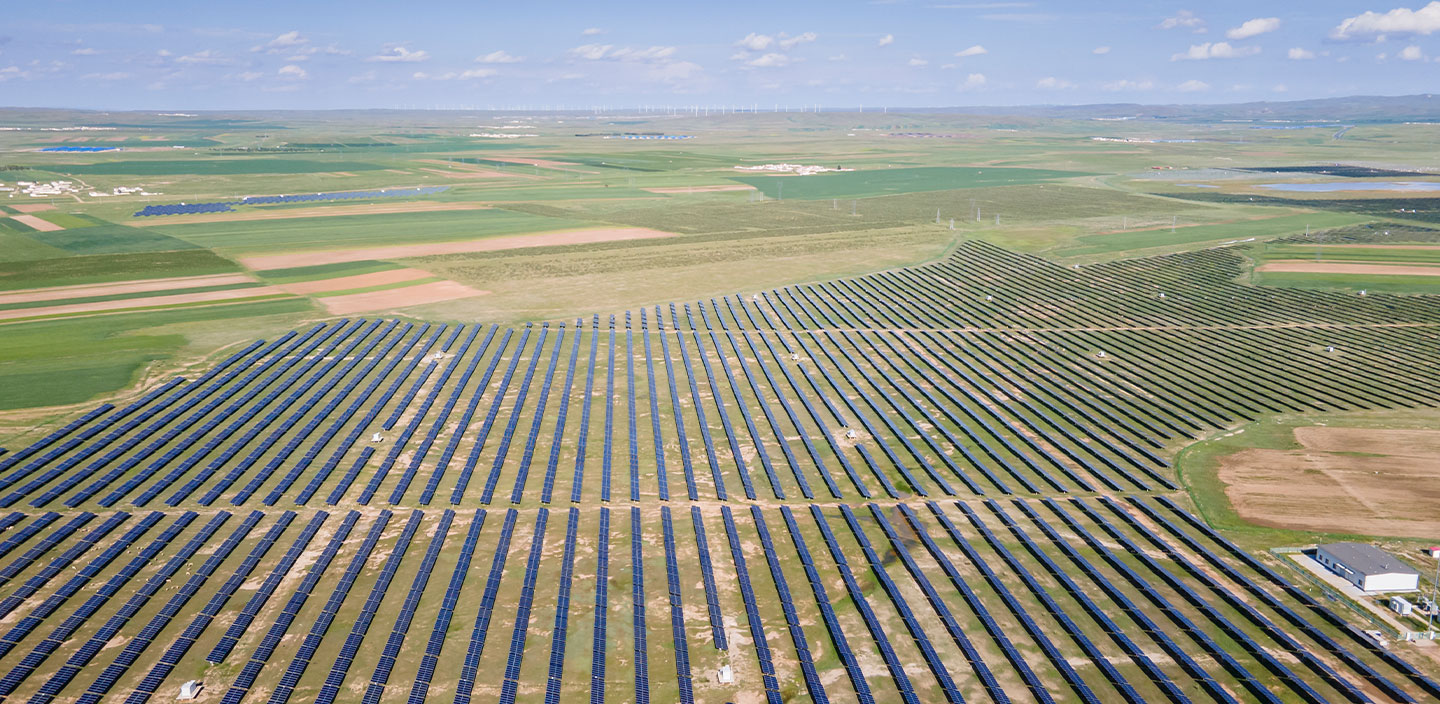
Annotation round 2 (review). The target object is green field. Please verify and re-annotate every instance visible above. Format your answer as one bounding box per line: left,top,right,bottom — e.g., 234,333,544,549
0,249,240,291
39,158,390,175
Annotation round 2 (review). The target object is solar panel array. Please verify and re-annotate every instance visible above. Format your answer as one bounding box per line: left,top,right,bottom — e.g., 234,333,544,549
0,239,1432,701
133,185,449,216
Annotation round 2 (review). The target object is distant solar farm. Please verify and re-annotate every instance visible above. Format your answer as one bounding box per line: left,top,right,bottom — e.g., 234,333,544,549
133,186,451,217
0,238,1435,703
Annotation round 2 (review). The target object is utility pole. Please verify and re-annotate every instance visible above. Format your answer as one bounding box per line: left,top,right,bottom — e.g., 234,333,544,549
936,208,940,225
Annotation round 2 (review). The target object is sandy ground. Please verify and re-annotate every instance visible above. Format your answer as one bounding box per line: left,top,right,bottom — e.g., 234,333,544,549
10,204,56,213
643,185,756,194
0,285,283,321
238,227,679,270
1219,427,1440,537
278,268,432,295
1257,260,1440,277
10,214,63,232
0,273,257,306
152,201,490,225
319,280,487,314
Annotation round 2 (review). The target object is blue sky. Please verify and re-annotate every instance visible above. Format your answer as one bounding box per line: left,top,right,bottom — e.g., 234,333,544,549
2,1,1438,109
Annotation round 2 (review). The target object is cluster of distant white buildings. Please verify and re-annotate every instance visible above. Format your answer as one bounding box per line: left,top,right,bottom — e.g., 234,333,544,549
469,133,537,139
1,180,80,197
733,163,853,176
89,186,158,198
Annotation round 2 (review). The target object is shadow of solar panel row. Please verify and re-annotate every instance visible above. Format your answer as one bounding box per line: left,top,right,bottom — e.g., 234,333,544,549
121,320,364,508
298,322,434,505
134,186,449,216
61,325,325,509
217,510,362,704
244,320,407,505
630,506,649,704
453,508,518,704
359,509,449,704
0,511,197,698
0,380,183,495
305,509,414,704
124,511,301,704
659,508,695,704
68,511,260,704
747,506,826,704
449,327,530,506
15,339,269,509
393,325,497,505
1169,494,1440,701
407,509,485,704
1033,497,1286,704
541,507,580,704
480,324,550,506
808,505,921,704
720,506,781,704
170,319,384,507
589,506,610,704
509,325,568,505
206,510,329,663
979,500,1201,703
496,508,550,704
776,507,875,704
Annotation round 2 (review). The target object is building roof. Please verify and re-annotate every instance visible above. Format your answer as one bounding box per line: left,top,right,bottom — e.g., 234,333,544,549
1318,543,1420,577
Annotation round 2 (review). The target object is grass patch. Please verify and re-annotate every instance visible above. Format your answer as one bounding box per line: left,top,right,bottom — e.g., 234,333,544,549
0,298,313,411
254,259,403,283
0,250,240,291
311,276,442,297
0,282,266,312
0,234,70,263
28,224,201,256
1062,211,1368,255
1254,270,1440,294
33,212,98,229
733,166,1090,200
43,158,389,176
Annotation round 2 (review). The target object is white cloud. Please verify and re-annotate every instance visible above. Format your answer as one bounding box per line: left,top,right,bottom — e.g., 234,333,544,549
570,43,612,60
278,64,307,79
647,60,702,83
1172,42,1260,60
81,71,132,80
368,45,429,62
237,71,263,81
156,49,172,57
747,52,794,68
954,44,988,57
1226,17,1280,40
347,70,377,84
175,49,232,65
0,66,25,81
476,50,522,64
582,27,605,36
1288,47,1316,59
1158,10,1206,32
778,32,817,49
736,33,774,51
1332,2,1440,39
829,54,847,61
1092,45,1111,55
71,47,99,56
958,72,987,90
877,33,895,47
1401,44,1427,59
1102,78,1154,91
414,68,498,80
1036,76,1075,89
254,30,307,53
1177,79,1210,92
908,57,929,66
610,46,676,61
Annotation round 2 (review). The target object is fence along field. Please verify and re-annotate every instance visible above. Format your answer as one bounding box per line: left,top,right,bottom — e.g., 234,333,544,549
0,239,1435,702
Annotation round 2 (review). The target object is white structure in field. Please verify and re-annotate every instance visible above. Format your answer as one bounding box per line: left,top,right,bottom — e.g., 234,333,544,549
1316,543,1420,592
178,681,203,700
1391,596,1414,616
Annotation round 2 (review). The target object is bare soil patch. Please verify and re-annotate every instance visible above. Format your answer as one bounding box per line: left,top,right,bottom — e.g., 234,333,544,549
643,185,756,194
278,268,431,295
10,215,63,232
10,204,56,213
0,273,256,306
319,280,487,314
1257,260,1440,277
238,227,679,270
0,285,283,321
1218,428,1440,537
153,201,490,225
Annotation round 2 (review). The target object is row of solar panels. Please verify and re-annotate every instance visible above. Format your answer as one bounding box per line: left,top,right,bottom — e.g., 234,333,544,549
133,186,449,217
660,508,695,704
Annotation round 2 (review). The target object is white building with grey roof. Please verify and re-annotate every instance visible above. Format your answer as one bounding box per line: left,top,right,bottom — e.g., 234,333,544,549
1315,543,1420,593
